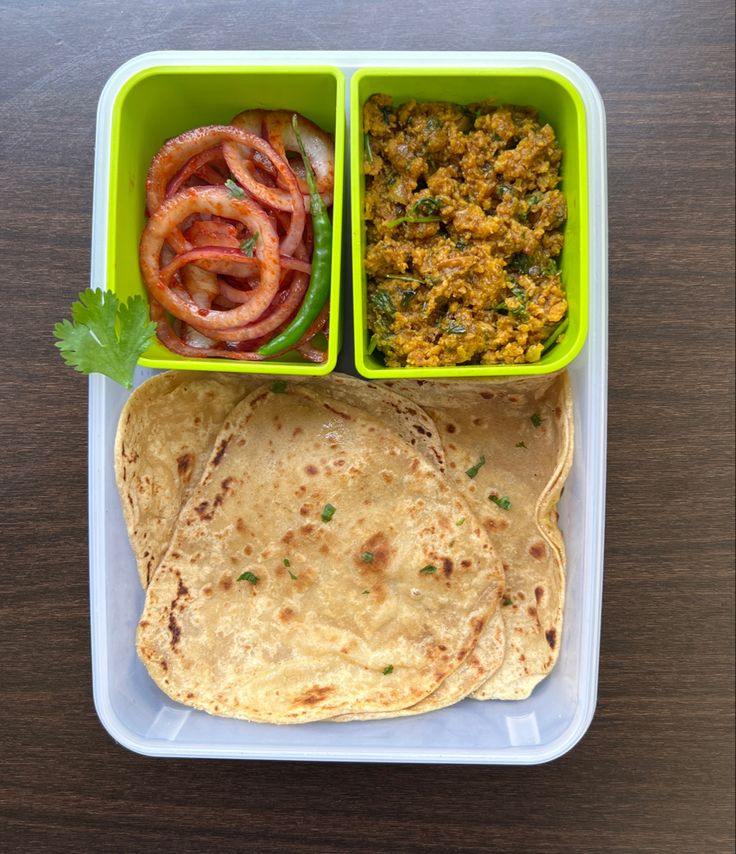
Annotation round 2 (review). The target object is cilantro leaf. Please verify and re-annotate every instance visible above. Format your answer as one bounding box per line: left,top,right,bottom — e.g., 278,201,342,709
241,232,258,256
489,494,512,510
383,665,394,675
420,565,437,575
225,178,245,198
465,455,486,479
237,571,259,584
53,288,155,389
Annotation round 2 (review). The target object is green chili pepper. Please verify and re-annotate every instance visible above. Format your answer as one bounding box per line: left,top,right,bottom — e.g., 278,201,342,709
257,116,333,357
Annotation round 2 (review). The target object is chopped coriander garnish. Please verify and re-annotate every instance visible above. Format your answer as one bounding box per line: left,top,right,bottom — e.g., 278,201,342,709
516,441,527,448
237,571,258,584
456,517,465,526
531,413,543,428
385,214,441,229
240,232,258,256
400,289,417,308
369,289,394,317
361,552,374,563
283,558,290,567
321,503,336,522
411,197,442,217
489,494,512,511
225,178,245,198
362,590,370,595
383,665,394,675
271,380,287,393
288,570,298,580
502,597,513,606
541,317,569,355
465,455,486,479
383,274,425,285
420,565,437,574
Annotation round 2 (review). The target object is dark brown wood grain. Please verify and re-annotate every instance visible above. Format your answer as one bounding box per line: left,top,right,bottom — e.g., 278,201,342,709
1,1,734,852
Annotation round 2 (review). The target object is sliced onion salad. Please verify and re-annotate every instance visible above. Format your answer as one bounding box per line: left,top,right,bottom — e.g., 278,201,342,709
139,111,334,361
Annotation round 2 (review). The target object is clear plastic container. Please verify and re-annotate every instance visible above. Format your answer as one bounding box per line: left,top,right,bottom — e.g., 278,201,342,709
89,50,607,763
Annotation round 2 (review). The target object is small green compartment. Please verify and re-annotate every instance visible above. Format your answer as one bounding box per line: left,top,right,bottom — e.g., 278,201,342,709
108,65,345,375
350,67,588,379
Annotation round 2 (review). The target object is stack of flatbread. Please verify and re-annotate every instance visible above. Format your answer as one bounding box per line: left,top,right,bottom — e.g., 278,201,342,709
116,371,572,723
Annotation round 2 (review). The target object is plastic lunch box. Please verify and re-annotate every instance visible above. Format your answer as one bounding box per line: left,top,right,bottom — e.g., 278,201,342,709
89,51,607,763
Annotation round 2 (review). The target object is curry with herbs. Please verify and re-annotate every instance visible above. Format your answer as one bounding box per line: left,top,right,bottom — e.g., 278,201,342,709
363,95,568,367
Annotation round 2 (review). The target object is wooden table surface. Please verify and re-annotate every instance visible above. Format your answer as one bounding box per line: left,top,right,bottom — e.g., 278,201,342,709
2,1,734,851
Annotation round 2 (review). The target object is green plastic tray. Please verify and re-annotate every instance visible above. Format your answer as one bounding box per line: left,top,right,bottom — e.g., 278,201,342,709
350,67,588,378
107,65,345,376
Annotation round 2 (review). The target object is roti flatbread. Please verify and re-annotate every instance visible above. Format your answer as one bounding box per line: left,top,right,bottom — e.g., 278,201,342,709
136,384,504,723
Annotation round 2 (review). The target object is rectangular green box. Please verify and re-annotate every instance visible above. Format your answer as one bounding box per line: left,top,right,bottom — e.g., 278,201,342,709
108,65,345,376
350,67,588,378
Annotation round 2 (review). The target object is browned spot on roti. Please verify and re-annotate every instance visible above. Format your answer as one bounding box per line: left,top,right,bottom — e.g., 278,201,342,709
292,426,303,437
305,464,318,475
236,518,246,533
472,416,484,426
221,477,234,491
446,423,456,433
381,471,394,484
243,544,253,556
355,532,392,573
555,405,562,418
530,542,546,560
300,523,315,536
202,585,213,598
460,559,471,568
545,628,557,649
413,423,431,437
214,494,224,508
212,437,230,466
177,453,194,482
372,583,388,604
282,530,294,544
527,605,538,619
279,607,295,623
517,590,526,601
219,575,233,591
139,620,149,629
299,504,310,516
480,391,495,400
535,585,544,602
194,501,212,520
334,458,345,466
323,402,351,419
319,544,329,556
168,613,181,648
442,557,454,576
160,659,168,672
294,685,334,706
484,517,509,533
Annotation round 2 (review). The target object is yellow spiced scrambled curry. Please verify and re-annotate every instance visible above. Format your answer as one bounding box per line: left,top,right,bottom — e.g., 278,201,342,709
363,95,568,367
